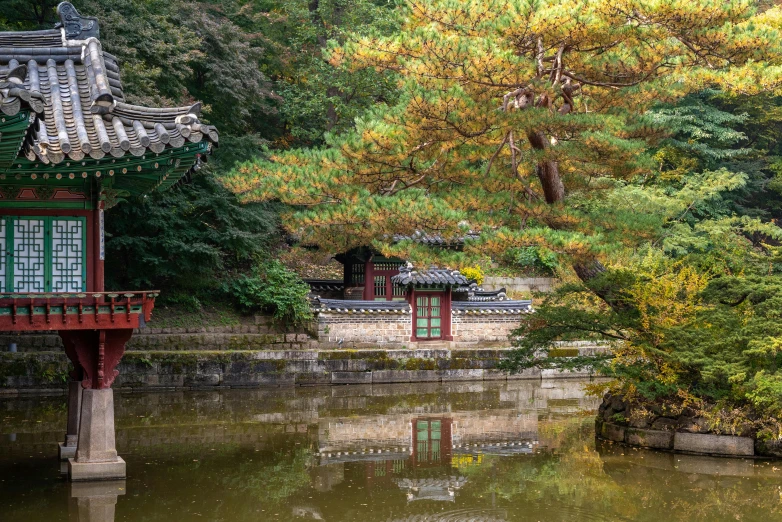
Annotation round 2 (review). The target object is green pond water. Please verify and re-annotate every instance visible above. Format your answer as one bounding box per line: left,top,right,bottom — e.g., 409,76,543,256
1,379,781,521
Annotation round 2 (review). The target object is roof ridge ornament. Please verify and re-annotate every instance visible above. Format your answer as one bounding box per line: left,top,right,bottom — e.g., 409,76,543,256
56,2,100,41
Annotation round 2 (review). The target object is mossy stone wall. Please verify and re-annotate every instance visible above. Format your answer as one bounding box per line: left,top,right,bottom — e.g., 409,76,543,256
0,348,593,393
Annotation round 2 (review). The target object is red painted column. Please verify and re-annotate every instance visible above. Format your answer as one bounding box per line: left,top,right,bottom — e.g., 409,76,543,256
440,418,453,464
343,261,351,293
60,328,133,481
60,329,133,390
363,258,374,300
409,288,416,342
443,288,453,341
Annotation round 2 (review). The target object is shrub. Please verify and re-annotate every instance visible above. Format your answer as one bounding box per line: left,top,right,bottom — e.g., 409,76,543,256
224,260,312,325
509,246,558,276
460,266,484,286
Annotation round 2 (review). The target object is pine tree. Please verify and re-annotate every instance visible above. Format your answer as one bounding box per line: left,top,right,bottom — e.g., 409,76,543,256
224,0,782,289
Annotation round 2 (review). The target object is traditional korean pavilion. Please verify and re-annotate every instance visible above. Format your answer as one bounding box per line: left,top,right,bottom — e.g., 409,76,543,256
0,3,217,480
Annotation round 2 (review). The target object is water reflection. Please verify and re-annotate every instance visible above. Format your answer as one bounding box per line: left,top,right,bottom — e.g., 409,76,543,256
69,482,125,522
1,380,780,521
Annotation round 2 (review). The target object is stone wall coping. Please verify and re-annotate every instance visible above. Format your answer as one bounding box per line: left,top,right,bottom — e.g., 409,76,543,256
596,418,757,458
483,276,559,284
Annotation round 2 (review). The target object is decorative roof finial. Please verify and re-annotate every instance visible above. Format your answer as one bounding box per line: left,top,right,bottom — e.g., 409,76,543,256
56,2,99,41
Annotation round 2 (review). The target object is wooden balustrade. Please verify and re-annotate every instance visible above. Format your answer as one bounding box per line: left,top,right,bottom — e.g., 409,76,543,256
0,291,158,331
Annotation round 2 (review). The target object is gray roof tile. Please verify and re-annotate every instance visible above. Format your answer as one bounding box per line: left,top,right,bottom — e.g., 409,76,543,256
391,266,471,287
452,300,533,314
392,231,480,246
0,3,217,166
312,298,411,314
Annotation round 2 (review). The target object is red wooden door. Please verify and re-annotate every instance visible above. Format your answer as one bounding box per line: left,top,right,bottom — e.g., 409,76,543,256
415,293,442,339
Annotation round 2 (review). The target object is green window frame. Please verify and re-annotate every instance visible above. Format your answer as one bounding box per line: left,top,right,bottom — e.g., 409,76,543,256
415,294,442,339
0,216,87,293
416,420,442,463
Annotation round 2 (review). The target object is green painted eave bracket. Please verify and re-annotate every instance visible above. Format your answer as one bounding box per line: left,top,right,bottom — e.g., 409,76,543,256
0,139,208,196
0,111,35,171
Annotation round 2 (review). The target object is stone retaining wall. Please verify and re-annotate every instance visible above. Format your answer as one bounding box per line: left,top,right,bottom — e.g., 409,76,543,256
595,418,758,457
316,310,528,347
482,276,557,294
319,410,538,451
316,311,411,346
452,312,522,343
596,393,779,458
0,321,316,353
0,349,596,393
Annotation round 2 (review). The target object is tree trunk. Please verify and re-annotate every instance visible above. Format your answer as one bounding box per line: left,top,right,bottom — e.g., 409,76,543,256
537,160,565,204
326,86,340,131
527,131,565,204
526,130,628,311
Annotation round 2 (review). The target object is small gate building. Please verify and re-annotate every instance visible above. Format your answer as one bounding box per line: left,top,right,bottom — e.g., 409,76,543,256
311,239,533,347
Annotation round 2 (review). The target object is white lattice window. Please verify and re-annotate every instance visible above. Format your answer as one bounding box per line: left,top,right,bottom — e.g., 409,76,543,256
0,216,87,293
51,219,85,292
12,218,46,292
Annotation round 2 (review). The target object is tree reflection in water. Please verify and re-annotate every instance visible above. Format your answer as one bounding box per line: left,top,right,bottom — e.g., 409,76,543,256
1,381,780,521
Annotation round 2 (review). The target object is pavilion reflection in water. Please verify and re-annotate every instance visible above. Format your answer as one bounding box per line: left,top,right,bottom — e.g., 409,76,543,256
0,380,599,522
314,409,539,506
302,382,586,522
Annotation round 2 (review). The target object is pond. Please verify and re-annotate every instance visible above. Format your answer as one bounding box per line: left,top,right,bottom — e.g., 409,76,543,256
1,379,780,521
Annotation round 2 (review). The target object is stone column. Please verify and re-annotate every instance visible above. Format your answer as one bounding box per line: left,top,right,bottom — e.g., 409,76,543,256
68,388,126,481
59,379,83,460
70,481,125,522
60,329,133,481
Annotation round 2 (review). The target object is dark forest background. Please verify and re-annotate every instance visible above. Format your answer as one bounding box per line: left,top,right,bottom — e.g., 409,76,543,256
0,0,399,310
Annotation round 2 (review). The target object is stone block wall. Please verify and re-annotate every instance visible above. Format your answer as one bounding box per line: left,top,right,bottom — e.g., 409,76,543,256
451,312,522,343
0,321,315,353
317,311,411,345
1,348,598,393
482,276,557,294
127,330,314,351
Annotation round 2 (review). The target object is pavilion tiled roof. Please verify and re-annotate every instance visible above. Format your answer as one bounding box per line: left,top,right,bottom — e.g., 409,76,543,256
384,508,507,522
311,297,532,314
304,279,345,293
0,2,217,166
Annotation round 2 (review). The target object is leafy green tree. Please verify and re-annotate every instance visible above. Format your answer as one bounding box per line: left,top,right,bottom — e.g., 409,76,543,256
105,173,279,292
272,0,401,145
0,0,57,28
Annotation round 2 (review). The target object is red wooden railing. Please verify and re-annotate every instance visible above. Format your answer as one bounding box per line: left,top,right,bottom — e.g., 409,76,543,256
0,291,158,331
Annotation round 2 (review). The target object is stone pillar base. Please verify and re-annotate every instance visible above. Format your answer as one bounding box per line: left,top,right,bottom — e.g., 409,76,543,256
60,380,83,461
69,388,125,482
59,441,78,460
68,457,126,482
